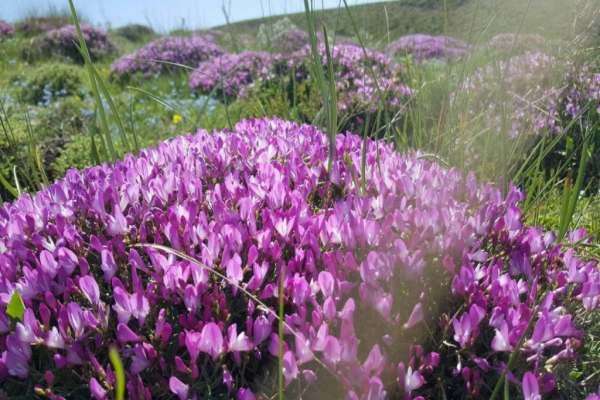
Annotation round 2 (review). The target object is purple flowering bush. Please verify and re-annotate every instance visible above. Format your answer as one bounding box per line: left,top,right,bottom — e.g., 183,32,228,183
14,16,70,37
268,28,309,53
32,24,115,63
110,36,223,80
387,34,470,62
189,51,275,100
544,64,600,190
458,51,562,138
0,20,14,39
257,18,309,53
235,43,413,132
0,117,598,399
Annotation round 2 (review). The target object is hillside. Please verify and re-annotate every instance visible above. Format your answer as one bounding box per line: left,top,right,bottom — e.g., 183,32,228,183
214,0,598,45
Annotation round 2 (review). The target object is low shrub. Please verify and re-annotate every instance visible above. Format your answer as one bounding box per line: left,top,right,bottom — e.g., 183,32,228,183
189,51,274,100
113,24,155,42
191,43,413,133
0,21,14,39
0,118,597,399
15,63,84,105
257,17,308,53
387,34,470,62
110,36,223,81
26,24,115,63
14,15,70,37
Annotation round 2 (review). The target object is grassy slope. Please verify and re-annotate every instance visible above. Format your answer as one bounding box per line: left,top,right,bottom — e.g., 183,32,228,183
214,0,597,45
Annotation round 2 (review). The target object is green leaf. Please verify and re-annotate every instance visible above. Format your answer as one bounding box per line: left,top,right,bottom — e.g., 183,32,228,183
109,346,125,400
7,290,25,321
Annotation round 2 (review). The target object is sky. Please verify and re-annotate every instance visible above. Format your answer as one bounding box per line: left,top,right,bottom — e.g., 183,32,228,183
3,0,390,32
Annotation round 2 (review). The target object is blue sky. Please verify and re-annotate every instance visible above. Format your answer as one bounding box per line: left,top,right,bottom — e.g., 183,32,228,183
3,0,390,32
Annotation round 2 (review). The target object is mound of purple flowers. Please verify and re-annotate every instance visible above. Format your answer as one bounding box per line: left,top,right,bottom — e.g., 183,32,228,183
38,24,115,63
1,117,597,399
293,43,413,113
0,20,14,39
459,51,561,138
268,28,309,53
110,36,223,80
387,34,469,62
189,51,274,99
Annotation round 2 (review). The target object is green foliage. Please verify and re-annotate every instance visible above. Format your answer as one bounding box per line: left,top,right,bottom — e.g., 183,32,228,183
113,24,155,43
14,63,84,105
14,15,70,37
6,290,25,321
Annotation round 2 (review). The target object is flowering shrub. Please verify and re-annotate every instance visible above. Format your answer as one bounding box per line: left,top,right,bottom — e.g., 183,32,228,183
0,20,14,39
546,65,600,191
387,34,469,62
231,43,413,132
189,51,275,100
14,16,70,37
110,36,223,80
113,24,154,42
33,24,115,63
257,17,308,53
459,51,561,138
0,117,597,399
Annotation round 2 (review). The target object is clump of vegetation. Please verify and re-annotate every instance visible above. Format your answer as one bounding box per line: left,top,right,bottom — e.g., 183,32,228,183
14,14,70,37
0,20,14,39
14,63,84,105
24,24,116,63
114,23,155,42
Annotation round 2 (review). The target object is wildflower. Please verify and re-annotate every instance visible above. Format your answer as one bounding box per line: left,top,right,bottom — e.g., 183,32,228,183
172,114,183,124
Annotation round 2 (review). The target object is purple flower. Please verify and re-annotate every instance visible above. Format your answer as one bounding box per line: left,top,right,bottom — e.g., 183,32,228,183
169,376,189,400
116,323,140,343
227,324,252,353
199,322,224,360
522,372,541,400
89,377,107,400
79,276,100,306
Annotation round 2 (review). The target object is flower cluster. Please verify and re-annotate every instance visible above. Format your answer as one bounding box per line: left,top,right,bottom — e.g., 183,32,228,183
561,66,600,120
14,16,70,37
110,36,223,80
189,51,275,99
257,17,309,53
38,24,115,63
0,20,14,39
447,201,600,398
459,51,562,138
188,43,413,126
269,28,309,53
296,43,414,113
387,34,469,62
1,117,597,399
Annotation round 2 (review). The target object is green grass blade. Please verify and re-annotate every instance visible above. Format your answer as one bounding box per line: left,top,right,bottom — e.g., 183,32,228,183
68,0,116,161
109,346,125,400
